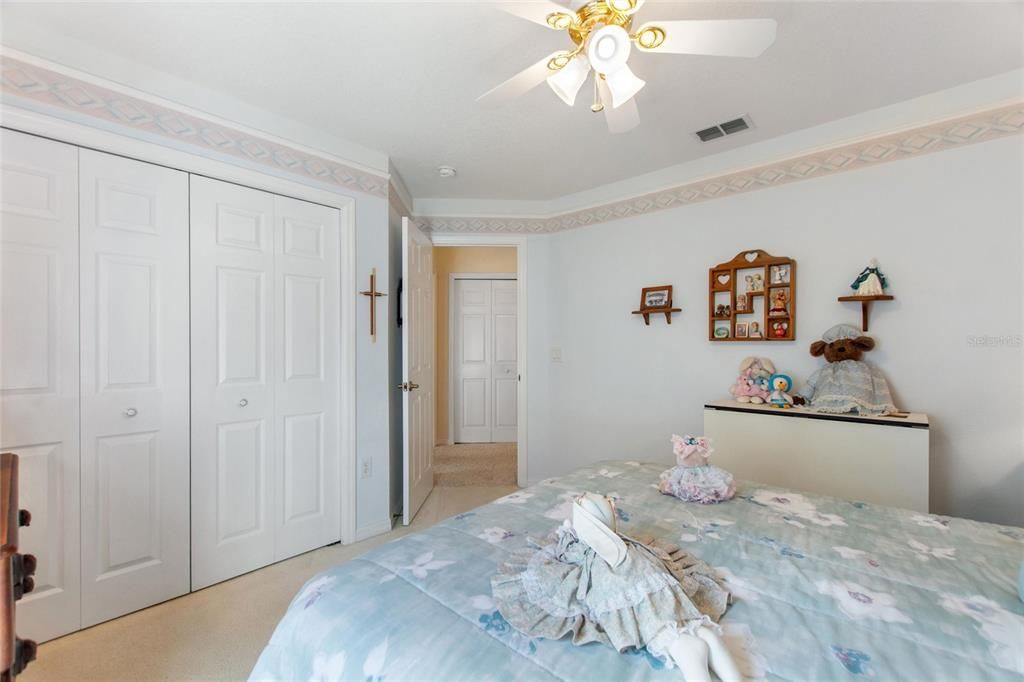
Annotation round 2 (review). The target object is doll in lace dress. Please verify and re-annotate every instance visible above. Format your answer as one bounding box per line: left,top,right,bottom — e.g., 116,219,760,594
659,435,736,504
493,493,740,682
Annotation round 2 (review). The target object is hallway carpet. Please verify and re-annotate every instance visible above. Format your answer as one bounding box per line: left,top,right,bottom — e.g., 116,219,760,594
434,443,517,486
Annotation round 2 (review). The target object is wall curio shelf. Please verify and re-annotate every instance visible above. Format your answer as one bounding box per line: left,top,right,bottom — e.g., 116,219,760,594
708,249,797,341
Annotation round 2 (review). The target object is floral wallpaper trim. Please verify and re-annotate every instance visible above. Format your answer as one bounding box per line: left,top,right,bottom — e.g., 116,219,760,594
414,101,1024,234
1,55,389,198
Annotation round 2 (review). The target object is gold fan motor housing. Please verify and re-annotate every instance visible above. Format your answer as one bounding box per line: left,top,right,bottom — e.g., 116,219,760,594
545,0,663,71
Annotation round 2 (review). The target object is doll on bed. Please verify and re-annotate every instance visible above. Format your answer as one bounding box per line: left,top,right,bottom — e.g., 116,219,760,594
659,435,736,504
493,492,740,682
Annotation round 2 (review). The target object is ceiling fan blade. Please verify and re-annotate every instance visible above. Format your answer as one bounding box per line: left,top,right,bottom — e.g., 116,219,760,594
477,52,564,106
498,1,576,29
597,78,640,134
634,19,777,57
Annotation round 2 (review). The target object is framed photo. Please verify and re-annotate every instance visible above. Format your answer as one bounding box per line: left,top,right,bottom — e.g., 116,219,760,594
641,285,672,310
736,293,748,312
735,322,748,338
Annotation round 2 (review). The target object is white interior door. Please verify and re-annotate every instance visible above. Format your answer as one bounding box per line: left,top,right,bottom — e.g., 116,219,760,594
190,176,276,589
490,280,518,443
0,130,81,642
453,279,491,443
401,217,434,525
453,279,517,443
78,149,190,626
272,195,340,561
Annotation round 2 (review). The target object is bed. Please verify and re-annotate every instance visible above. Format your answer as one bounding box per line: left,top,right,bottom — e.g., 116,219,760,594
250,461,1024,681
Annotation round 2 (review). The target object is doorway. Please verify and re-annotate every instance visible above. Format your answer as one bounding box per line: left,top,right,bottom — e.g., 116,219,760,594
434,248,517,488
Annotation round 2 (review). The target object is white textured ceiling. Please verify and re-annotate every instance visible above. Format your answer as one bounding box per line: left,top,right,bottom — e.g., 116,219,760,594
2,2,1021,201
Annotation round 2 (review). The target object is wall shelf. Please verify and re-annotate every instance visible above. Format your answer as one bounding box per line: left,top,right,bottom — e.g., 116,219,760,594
838,294,894,331
632,306,682,325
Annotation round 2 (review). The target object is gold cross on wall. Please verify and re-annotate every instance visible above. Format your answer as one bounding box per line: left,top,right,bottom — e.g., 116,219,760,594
359,268,387,342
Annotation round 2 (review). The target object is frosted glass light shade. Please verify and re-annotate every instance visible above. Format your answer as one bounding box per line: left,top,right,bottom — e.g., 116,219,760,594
586,25,631,75
604,64,645,108
546,56,591,106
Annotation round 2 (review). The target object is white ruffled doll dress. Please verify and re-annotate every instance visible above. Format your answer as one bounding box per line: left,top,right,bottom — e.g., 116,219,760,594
491,493,730,667
659,435,736,504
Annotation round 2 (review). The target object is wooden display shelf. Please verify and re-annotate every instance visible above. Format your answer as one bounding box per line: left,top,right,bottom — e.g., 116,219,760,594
632,306,682,325
708,249,796,341
838,294,894,331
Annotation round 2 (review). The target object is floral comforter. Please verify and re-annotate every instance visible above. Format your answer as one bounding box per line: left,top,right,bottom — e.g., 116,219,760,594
250,461,1024,681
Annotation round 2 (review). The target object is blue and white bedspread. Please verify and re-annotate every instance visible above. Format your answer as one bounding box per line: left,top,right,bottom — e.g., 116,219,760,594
251,461,1024,681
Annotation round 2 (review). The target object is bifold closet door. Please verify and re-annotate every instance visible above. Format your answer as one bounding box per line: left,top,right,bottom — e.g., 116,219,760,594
0,129,81,642
78,149,190,626
190,176,340,590
272,195,340,560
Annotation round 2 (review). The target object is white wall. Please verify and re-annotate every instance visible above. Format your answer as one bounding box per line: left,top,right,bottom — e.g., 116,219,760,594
354,196,395,539
527,135,1023,526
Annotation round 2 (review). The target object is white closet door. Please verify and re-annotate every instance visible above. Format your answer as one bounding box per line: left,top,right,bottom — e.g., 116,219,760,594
78,150,190,626
453,279,493,443
190,176,276,590
0,130,81,642
490,280,518,443
272,195,339,560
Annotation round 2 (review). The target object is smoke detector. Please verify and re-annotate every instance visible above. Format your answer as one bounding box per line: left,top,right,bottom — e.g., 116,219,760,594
438,166,457,178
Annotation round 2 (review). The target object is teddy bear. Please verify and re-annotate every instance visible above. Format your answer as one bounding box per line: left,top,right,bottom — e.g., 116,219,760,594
795,323,896,416
729,357,775,404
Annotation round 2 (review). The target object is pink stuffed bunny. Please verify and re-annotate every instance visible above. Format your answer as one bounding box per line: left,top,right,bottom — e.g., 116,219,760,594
729,357,775,404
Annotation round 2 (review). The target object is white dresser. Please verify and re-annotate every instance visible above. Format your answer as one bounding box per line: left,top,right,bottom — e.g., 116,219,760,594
704,401,930,512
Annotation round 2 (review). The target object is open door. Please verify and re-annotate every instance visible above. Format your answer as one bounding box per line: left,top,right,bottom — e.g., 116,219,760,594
401,217,435,525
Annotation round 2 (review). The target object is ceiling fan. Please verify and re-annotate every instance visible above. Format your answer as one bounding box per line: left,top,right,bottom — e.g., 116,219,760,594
478,0,777,133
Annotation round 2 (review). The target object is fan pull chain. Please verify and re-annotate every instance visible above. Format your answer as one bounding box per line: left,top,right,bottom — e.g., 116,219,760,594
591,75,605,113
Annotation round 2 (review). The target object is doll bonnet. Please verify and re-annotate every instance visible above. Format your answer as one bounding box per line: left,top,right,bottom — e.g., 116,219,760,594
572,493,627,567
821,323,862,343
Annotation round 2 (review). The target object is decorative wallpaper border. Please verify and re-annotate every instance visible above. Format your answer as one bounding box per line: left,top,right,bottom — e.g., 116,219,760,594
1,55,389,198
415,101,1024,234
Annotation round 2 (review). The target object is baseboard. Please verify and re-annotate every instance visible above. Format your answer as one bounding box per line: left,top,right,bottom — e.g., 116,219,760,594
352,517,394,543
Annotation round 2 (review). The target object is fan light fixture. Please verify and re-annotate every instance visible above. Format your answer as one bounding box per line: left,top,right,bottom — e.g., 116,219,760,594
603,64,645,108
547,56,590,106
479,1,778,134
586,24,631,73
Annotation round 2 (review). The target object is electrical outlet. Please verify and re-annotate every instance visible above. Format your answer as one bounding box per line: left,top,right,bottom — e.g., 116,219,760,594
360,459,372,479
551,346,563,362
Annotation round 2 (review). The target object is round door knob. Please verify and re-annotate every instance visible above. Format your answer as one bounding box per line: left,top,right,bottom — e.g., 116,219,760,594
124,408,138,417
239,398,249,407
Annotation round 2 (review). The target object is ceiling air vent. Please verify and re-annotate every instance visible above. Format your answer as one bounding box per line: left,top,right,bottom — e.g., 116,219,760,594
695,115,752,142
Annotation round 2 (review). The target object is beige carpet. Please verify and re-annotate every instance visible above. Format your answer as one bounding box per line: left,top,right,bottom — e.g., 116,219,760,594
22,484,517,682
434,442,517,486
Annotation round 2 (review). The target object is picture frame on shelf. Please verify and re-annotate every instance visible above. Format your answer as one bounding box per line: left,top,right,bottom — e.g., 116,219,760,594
735,322,748,338
736,293,749,312
643,286,671,309
632,285,682,325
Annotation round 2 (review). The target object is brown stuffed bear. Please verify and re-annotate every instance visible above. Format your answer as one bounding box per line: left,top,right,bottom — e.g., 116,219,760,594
795,323,896,415
809,333,874,363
